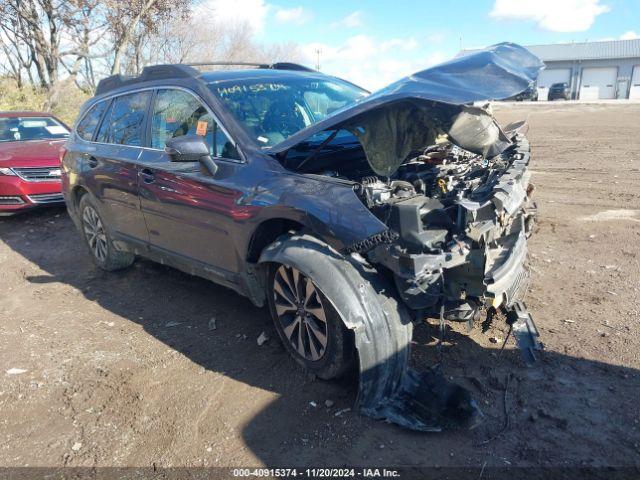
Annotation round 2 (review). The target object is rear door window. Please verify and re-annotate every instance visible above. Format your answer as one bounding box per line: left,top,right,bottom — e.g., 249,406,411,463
76,101,108,141
97,91,151,146
150,89,240,160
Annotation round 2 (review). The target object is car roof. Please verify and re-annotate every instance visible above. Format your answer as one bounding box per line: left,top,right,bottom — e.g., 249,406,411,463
0,111,56,118
200,68,331,84
93,63,329,97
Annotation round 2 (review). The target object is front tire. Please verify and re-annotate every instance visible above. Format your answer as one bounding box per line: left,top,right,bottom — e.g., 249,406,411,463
78,194,134,271
267,262,355,380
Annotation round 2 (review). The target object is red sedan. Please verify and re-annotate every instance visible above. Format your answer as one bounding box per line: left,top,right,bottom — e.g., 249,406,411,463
0,111,70,215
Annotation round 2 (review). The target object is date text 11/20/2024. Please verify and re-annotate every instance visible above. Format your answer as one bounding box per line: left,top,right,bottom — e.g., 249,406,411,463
232,468,400,477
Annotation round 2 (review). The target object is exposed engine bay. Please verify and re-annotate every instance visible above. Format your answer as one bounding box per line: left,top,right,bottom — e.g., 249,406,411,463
281,117,536,327
351,128,537,323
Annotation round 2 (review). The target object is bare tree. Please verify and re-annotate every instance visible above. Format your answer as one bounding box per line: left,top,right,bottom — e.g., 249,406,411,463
0,0,76,88
0,0,187,86
0,0,303,94
0,23,31,86
144,14,304,68
59,0,110,91
0,1,33,86
103,0,189,75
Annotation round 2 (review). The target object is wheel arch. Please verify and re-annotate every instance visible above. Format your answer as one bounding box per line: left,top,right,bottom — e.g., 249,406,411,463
245,217,307,263
257,233,413,411
72,185,89,205
66,184,90,230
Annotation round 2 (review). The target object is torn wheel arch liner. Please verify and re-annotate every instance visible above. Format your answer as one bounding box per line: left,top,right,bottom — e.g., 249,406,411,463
258,234,480,431
258,234,412,402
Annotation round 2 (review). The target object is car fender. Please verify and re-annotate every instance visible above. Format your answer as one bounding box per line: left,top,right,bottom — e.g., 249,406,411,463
240,172,389,253
257,234,413,412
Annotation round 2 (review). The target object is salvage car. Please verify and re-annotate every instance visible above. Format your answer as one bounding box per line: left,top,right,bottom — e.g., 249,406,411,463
0,111,69,215
62,43,543,430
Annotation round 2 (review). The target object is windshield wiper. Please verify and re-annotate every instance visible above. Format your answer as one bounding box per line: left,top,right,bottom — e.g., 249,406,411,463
294,129,340,171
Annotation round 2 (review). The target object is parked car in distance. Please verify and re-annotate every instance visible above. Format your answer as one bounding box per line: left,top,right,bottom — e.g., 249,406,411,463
0,111,69,215
508,84,538,101
62,44,541,388
548,82,571,100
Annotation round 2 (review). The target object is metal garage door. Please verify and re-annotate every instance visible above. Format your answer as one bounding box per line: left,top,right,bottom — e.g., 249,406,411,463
630,66,640,100
580,67,617,100
537,68,571,101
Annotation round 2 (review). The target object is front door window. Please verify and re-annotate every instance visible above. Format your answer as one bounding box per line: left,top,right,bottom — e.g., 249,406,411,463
150,89,240,160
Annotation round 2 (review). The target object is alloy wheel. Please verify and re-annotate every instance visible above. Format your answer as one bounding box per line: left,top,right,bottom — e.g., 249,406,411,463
273,265,329,361
82,205,108,263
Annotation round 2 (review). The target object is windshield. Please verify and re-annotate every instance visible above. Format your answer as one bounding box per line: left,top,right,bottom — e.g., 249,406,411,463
0,116,69,143
209,77,367,147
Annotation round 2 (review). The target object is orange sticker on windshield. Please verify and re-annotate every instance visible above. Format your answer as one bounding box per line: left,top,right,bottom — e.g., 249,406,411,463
196,121,208,136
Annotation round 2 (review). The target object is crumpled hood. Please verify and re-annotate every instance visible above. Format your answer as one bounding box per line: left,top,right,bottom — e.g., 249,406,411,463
269,42,543,176
0,139,65,168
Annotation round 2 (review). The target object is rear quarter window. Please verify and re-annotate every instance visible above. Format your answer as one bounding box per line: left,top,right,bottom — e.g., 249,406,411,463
76,101,108,141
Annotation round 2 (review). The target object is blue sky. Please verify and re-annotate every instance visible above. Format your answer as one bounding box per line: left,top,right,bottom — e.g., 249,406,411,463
199,0,640,89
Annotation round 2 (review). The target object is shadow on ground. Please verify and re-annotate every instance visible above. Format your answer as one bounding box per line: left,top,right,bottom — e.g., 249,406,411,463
1,207,639,474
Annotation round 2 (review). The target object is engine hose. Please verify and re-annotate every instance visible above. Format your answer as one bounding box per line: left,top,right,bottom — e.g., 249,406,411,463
390,180,414,191
360,176,380,186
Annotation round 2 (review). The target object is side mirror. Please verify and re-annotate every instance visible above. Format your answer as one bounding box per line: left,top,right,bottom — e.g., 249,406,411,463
165,135,218,176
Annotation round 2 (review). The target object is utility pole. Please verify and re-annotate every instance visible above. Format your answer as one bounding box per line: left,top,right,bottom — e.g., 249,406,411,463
315,48,322,71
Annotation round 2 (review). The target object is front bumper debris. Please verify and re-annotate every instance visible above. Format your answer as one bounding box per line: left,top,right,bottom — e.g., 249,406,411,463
484,229,530,307
504,301,542,365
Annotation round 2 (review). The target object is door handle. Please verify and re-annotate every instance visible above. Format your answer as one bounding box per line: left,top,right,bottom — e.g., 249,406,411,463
87,156,98,168
139,168,155,184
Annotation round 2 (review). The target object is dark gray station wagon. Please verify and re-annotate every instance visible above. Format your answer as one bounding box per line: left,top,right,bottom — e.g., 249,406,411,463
62,43,543,430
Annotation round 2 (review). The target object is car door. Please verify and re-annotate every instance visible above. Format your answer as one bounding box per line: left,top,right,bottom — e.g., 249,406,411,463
82,91,151,243
137,88,246,278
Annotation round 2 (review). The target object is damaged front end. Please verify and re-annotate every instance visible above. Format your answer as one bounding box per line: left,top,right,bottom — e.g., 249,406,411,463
268,42,544,431
350,123,542,431
354,119,542,362
358,126,537,325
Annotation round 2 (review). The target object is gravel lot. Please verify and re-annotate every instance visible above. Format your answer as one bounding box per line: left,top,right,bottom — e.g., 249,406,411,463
1,103,639,471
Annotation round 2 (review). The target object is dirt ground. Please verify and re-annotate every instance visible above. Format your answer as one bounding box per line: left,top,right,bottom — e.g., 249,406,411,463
1,103,639,473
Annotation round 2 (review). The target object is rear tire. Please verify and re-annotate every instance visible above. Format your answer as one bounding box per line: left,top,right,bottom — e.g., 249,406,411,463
266,260,355,380
78,194,134,271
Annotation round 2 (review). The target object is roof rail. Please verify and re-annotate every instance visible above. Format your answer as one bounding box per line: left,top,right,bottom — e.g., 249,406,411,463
95,64,200,96
95,62,315,96
270,62,316,72
186,61,268,68
186,61,316,72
